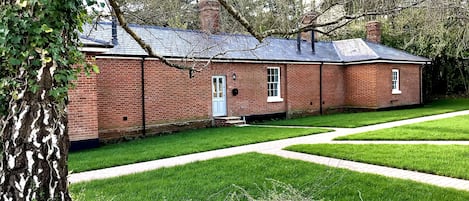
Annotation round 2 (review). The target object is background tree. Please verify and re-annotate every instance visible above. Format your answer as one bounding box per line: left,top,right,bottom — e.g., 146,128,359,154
325,0,469,97
0,0,93,200
0,0,431,200
115,0,199,29
116,0,305,35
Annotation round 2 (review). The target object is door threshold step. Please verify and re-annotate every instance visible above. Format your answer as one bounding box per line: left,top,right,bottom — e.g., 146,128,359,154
225,120,245,124
214,116,242,121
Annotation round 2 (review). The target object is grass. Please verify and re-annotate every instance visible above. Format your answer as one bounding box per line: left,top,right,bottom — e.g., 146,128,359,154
69,126,328,173
70,153,469,201
262,98,469,128
336,115,469,140
286,144,469,180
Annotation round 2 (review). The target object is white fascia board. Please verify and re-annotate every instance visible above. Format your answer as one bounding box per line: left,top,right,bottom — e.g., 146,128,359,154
344,60,430,65
95,56,430,65
78,47,112,53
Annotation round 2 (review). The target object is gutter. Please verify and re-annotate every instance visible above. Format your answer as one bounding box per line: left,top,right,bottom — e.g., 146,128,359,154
320,62,324,115
95,55,430,66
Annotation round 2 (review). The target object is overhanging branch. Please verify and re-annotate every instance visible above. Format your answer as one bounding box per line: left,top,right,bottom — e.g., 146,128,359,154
218,0,428,41
108,0,197,71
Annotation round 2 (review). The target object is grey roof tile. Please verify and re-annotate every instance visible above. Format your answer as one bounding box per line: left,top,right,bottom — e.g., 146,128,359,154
365,41,430,62
80,22,430,64
333,39,379,62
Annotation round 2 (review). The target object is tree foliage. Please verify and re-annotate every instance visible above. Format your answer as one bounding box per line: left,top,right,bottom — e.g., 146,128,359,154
115,0,304,35
0,0,93,200
326,0,469,95
116,0,199,29
0,0,91,116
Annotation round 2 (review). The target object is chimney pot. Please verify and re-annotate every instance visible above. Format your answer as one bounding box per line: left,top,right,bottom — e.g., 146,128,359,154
112,16,118,45
366,21,381,43
199,0,220,34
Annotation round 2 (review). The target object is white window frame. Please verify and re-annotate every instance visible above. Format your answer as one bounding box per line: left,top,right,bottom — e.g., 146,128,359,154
392,69,402,94
267,67,284,102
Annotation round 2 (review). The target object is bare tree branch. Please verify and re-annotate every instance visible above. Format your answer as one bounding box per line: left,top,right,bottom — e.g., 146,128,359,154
217,0,265,42
218,0,428,42
108,0,198,71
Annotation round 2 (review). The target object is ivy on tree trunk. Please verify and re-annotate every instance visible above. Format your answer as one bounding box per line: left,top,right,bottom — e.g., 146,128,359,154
0,0,92,200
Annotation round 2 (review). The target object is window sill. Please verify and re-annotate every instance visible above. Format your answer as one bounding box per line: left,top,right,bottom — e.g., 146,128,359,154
392,90,402,95
267,97,284,103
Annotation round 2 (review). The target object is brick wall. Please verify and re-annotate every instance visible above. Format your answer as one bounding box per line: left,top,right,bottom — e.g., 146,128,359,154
376,63,421,107
218,63,287,117
344,64,378,107
96,59,143,133
95,59,291,140
322,65,345,110
344,63,421,109
144,60,212,124
286,64,320,117
68,55,99,142
69,57,423,142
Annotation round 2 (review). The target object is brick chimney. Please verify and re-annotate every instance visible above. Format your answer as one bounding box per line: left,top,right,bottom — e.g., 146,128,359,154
300,11,318,42
366,21,381,43
199,0,220,34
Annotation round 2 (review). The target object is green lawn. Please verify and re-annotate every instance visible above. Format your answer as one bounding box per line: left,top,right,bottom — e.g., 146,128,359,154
286,144,469,180
69,126,328,173
337,115,469,140
262,98,469,128
71,153,469,201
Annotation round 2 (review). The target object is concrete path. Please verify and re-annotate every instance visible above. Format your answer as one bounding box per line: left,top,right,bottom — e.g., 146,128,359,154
261,149,469,191
69,110,469,191
329,140,469,145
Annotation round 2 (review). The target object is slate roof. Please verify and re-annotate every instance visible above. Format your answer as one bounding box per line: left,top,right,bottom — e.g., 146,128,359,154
79,35,113,48
80,22,430,64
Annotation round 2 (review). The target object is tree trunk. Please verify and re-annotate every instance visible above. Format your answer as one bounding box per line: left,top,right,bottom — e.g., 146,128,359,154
0,61,71,201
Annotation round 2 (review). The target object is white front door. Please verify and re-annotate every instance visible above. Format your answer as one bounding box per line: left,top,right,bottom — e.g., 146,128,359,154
212,76,227,117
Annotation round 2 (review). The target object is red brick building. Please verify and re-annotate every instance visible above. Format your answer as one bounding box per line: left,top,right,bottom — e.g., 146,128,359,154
70,1,430,150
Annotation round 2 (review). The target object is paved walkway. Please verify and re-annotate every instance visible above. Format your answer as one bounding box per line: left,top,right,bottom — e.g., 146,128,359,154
69,110,469,191
261,149,469,191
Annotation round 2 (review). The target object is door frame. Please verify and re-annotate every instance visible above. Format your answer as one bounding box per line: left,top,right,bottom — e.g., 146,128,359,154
212,75,227,117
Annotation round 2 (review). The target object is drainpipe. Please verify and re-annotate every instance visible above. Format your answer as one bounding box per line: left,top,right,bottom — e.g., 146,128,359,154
297,32,301,53
311,31,315,54
420,64,424,105
319,62,323,115
419,64,422,105
141,57,146,136
284,64,289,118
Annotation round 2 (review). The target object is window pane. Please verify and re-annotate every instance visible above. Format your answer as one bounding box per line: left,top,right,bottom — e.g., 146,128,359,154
218,78,223,97
272,83,278,96
213,78,217,97
267,68,280,98
392,70,399,91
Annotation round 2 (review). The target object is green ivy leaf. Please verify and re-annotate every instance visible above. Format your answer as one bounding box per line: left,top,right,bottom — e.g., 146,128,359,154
30,84,39,93
8,58,21,65
41,24,53,33
92,64,100,74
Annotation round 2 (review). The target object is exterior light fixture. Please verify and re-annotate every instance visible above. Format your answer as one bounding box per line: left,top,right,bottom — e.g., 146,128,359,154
232,73,237,80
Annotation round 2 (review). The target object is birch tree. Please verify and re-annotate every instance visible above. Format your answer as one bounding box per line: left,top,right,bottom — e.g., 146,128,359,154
0,0,93,200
